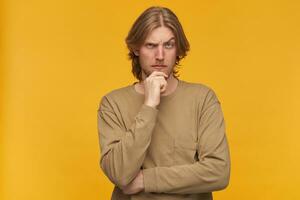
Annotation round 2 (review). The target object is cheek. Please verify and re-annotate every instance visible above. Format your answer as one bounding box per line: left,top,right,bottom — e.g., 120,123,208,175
139,51,154,63
166,51,177,62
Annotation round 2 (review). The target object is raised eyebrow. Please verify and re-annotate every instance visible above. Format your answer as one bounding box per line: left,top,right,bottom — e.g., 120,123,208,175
145,37,175,45
163,37,176,44
145,42,158,46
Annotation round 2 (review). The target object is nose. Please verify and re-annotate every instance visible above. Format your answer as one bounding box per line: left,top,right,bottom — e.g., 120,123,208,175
155,45,164,61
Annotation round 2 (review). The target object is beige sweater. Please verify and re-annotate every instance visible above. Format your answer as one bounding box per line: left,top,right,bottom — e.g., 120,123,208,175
97,79,230,200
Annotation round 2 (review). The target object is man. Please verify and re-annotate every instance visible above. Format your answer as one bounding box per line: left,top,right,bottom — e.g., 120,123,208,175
97,6,230,200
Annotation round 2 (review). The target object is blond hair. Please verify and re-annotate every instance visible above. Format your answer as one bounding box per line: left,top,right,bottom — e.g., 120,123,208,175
125,6,190,81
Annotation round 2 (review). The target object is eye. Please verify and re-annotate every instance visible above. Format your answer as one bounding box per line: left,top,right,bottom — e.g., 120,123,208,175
164,42,175,49
146,43,155,49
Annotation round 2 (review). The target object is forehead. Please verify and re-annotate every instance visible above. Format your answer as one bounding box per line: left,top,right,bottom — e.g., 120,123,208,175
144,26,175,43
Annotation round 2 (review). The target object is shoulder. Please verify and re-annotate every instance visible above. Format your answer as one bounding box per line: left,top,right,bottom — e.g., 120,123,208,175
104,85,133,99
180,80,222,116
98,84,133,111
181,80,211,92
180,80,219,102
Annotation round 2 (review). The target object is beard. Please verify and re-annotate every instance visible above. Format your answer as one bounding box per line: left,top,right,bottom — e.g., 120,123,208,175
141,66,174,80
141,68,152,78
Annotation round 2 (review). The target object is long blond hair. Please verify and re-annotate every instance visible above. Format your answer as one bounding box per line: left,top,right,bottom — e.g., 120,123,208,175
125,6,190,81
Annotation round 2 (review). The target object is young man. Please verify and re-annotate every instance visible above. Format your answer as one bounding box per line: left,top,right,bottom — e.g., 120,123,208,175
97,6,230,200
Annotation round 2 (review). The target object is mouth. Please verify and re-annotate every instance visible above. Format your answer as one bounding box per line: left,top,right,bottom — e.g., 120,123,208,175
151,65,167,69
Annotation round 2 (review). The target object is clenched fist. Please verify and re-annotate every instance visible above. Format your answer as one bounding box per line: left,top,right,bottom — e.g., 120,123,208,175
143,71,168,108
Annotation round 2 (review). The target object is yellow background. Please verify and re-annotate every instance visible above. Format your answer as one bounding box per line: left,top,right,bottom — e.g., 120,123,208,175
1,0,300,199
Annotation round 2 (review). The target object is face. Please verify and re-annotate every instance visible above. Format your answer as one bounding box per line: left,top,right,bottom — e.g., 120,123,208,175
136,26,177,80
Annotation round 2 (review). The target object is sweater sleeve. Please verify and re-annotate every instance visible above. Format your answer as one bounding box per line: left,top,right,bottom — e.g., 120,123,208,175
143,89,230,194
97,96,158,188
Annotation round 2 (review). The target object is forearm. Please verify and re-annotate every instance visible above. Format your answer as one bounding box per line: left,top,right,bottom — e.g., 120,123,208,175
143,152,230,194
101,132,151,187
143,131,230,194
99,104,158,188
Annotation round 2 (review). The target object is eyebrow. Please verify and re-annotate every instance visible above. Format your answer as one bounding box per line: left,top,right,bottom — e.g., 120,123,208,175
145,37,175,45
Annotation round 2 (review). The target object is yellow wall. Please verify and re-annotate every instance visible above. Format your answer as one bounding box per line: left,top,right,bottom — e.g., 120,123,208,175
1,0,300,199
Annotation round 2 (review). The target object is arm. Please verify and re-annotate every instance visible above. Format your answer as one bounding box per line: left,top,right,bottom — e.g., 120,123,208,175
142,90,230,194
97,96,158,188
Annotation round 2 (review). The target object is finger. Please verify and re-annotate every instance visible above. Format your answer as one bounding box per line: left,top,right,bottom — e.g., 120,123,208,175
121,184,132,195
148,71,168,79
152,77,167,92
160,81,167,92
150,71,168,78
151,76,167,84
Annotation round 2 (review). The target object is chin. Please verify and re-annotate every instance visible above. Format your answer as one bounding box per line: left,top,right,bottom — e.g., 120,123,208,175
143,68,171,77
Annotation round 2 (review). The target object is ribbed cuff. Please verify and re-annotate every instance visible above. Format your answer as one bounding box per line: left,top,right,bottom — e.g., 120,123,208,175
143,167,158,193
141,104,158,113
137,104,159,122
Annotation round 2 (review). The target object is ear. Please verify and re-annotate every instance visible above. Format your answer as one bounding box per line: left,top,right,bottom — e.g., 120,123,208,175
133,50,139,56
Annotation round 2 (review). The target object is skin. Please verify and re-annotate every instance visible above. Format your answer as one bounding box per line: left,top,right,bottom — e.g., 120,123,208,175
121,26,179,195
134,26,179,108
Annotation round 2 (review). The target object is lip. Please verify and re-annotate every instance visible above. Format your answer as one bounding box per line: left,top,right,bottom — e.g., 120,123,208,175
151,65,167,68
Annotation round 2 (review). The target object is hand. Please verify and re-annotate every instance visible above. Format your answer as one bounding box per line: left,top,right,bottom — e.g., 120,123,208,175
121,170,144,195
143,71,168,108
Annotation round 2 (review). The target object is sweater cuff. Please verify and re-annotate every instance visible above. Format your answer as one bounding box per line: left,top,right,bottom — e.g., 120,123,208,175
137,104,159,121
143,167,158,193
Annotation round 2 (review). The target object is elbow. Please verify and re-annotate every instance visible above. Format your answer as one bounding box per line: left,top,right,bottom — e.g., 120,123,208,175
215,162,230,191
216,173,230,190
114,174,134,189
100,156,134,188
106,170,135,189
